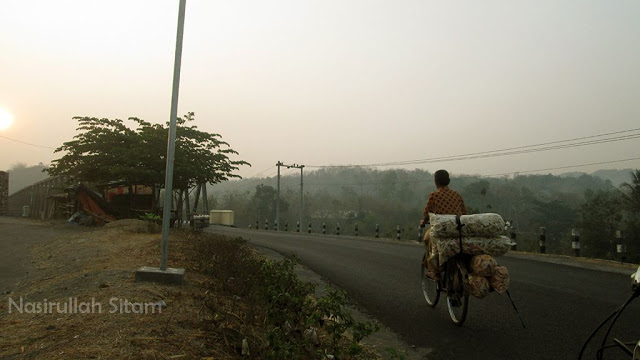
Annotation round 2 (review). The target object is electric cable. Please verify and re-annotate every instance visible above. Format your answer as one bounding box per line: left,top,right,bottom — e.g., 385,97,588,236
306,128,640,168
304,156,640,187
0,134,56,149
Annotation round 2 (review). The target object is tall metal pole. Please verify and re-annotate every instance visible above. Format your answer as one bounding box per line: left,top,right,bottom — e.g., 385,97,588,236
300,165,304,228
277,162,304,234
160,0,187,271
276,162,281,230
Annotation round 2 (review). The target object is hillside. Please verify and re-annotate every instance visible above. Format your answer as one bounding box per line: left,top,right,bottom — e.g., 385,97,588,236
560,168,635,187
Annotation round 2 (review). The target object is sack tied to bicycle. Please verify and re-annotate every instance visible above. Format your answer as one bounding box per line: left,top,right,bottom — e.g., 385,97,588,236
420,170,516,325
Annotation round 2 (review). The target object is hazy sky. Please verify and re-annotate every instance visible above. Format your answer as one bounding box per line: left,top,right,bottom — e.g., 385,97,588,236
1,0,639,179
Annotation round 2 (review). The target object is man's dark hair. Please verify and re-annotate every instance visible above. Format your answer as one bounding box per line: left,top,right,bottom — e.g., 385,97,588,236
434,169,450,187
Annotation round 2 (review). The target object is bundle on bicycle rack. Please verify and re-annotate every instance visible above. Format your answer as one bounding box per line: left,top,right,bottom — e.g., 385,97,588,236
466,254,510,298
429,213,512,299
429,213,512,263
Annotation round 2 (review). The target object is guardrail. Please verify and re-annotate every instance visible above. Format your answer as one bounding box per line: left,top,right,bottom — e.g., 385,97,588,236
6,176,73,219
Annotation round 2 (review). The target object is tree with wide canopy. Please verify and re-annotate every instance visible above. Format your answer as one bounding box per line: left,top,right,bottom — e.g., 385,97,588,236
47,112,249,190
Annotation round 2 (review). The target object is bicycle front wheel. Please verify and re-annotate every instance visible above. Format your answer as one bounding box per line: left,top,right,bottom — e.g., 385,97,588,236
421,253,440,307
446,259,469,326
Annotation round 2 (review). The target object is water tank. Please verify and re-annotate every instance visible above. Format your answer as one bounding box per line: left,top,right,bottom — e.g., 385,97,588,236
209,210,234,226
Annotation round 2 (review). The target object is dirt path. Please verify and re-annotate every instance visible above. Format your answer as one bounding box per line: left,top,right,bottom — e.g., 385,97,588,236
0,217,88,294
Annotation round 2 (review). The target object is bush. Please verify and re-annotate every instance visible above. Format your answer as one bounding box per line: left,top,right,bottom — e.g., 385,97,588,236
186,232,379,359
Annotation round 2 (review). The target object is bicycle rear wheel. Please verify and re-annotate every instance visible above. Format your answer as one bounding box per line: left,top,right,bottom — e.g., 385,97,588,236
421,253,440,307
446,259,469,326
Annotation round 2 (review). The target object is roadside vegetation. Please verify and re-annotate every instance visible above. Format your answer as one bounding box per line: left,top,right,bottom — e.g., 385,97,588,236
184,231,380,359
0,222,384,359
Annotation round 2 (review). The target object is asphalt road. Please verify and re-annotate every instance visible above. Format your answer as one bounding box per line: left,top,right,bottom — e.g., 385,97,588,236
0,217,84,294
207,226,640,360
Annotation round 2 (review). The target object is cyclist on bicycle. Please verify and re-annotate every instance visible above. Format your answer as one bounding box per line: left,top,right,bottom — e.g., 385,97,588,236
421,169,467,280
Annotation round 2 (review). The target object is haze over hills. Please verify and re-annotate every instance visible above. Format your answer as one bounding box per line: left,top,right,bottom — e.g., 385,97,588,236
3,163,636,196
210,167,637,195
560,169,635,188
4,163,48,195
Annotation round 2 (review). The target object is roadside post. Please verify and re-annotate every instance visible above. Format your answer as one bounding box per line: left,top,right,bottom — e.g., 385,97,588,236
375,224,379,238
396,225,401,240
296,220,300,232
572,229,580,257
539,227,546,254
285,221,288,232
308,221,312,234
616,230,626,262
322,222,326,234
336,222,340,236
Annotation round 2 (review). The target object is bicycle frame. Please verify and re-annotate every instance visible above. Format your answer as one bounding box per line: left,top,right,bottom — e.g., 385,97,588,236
579,265,640,359
421,250,470,325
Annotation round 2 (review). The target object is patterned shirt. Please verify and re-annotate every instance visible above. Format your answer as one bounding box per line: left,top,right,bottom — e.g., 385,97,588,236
423,186,467,217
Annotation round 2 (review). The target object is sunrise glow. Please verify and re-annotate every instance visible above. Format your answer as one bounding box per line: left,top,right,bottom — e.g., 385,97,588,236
0,108,14,130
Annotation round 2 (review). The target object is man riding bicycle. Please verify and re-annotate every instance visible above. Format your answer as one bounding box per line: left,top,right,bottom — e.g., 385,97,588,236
421,169,467,280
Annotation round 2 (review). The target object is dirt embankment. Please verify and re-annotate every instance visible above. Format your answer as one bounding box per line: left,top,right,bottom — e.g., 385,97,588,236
1,219,210,359
0,220,388,360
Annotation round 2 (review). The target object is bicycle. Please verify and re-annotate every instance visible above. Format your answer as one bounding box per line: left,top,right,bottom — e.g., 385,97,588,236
579,265,640,359
419,223,470,326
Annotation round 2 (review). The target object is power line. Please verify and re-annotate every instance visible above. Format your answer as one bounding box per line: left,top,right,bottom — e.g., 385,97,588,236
0,134,56,149
304,156,640,186
485,157,640,177
306,127,640,168
247,165,276,178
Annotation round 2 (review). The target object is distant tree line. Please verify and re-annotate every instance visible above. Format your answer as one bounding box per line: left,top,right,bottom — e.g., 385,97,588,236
210,167,640,263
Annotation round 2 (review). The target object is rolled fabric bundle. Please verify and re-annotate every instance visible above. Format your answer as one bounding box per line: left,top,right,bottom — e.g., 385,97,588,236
470,255,497,277
466,274,490,299
434,236,512,264
429,213,506,238
490,265,510,294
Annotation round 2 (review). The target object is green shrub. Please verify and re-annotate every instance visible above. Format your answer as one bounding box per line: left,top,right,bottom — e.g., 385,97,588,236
188,232,379,359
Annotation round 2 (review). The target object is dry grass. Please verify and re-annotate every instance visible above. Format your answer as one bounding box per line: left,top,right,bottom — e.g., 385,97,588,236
0,221,238,359
0,221,383,360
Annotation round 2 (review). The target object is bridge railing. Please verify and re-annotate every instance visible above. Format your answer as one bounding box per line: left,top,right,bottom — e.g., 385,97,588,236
7,176,74,219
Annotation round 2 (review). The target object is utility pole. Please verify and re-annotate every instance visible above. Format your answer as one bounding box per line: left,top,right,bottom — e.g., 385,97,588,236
300,165,304,228
276,161,282,230
276,162,304,232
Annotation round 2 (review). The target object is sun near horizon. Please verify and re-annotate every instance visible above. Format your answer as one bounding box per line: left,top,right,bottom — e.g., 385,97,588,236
0,108,14,131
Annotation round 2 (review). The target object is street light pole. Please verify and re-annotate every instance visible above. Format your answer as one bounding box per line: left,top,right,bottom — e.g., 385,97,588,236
135,0,187,285
160,0,187,271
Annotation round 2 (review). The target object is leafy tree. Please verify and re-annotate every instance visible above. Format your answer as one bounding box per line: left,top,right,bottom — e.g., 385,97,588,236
462,180,492,212
619,170,640,263
531,199,578,234
621,169,640,212
252,184,288,222
47,113,248,189
579,190,623,258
